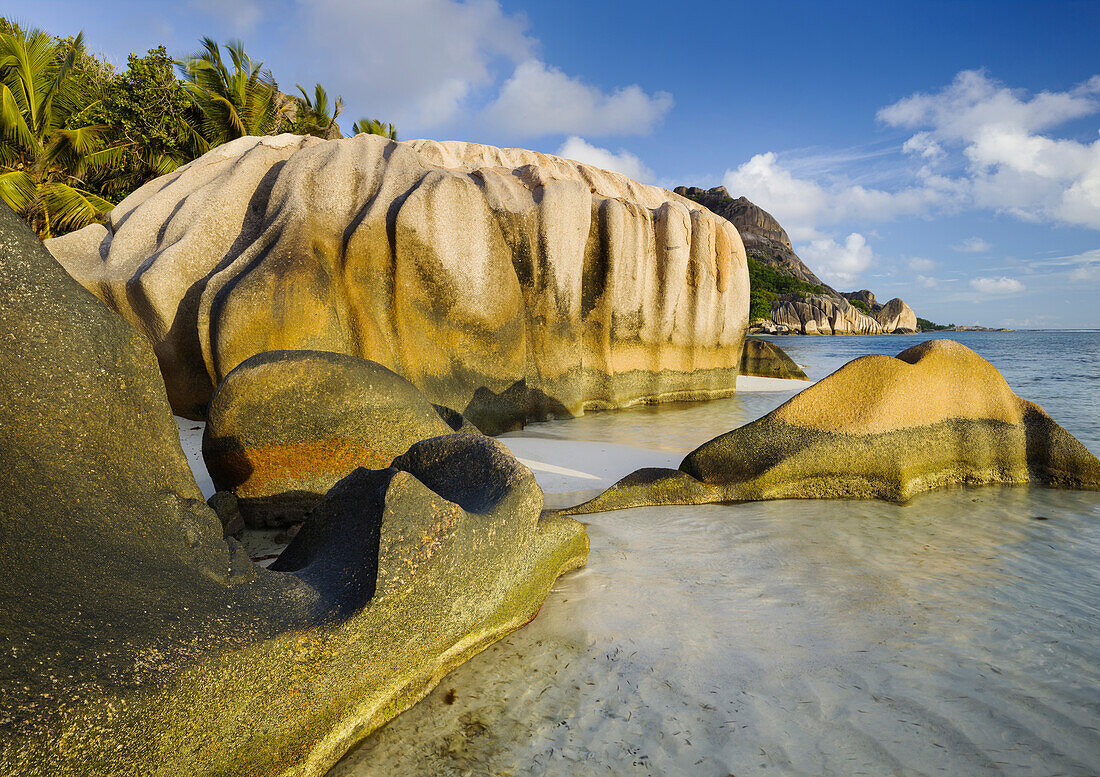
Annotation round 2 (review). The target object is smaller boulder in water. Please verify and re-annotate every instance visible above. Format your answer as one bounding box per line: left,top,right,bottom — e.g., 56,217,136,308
740,337,809,380
564,339,1100,513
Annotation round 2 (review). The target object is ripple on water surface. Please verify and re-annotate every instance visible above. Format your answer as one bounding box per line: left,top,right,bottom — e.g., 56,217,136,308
331,487,1100,776
330,332,1100,776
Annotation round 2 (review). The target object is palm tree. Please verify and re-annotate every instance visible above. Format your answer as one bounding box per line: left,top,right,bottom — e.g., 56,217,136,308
291,83,343,138
177,38,279,151
0,27,116,237
352,117,398,140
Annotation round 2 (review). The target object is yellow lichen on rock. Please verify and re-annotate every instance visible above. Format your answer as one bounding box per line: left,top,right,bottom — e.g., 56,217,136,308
563,339,1100,514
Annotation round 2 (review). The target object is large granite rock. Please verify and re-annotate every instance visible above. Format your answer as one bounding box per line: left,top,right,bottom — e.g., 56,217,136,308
204,349,477,527
0,202,588,776
674,185,828,288
739,337,809,380
770,293,886,335
562,339,1100,513
47,135,750,430
874,297,918,333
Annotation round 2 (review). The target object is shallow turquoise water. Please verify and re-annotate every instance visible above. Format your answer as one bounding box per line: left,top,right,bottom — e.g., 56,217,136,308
331,333,1100,777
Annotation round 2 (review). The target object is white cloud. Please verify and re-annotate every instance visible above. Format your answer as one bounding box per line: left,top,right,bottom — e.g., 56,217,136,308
902,132,945,162
722,151,956,241
723,70,1100,244
970,276,1025,295
1071,263,1100,282
190,0,261,33
483,60,673,137
879,70,1100,229
556,137,653,182
953,237,992,253
909,257,937,272
878,70,1100,141
799,233,874,286
296,0,534,128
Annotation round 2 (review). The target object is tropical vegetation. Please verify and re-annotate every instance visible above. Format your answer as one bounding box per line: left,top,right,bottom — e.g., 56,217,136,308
747,255,826,322
0,17,397,236
917,316,953,331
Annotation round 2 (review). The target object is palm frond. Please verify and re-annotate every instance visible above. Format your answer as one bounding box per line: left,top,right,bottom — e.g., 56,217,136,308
39,180,112,233
0,168,35,214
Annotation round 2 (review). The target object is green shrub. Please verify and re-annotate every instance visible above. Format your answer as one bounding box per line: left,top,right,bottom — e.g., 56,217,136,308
916,317,953,331
746,254,823,321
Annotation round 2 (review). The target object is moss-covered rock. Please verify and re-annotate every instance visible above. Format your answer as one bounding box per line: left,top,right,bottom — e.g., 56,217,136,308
563,339,1100,513
203,350,476,526
0,203,588,776
739,337,809,380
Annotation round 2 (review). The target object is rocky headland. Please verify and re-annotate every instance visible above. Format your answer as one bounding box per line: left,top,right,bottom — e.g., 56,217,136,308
674,186,918,335
47,135,750,432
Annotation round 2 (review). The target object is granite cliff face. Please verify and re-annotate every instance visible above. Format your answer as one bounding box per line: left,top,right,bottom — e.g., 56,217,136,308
766,293,918,335
674,186,828,288
48,135,750,430
875,297,918,333
675,186,921,334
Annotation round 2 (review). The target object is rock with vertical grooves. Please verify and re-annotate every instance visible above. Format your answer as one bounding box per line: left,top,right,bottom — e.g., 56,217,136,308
47,135,750,430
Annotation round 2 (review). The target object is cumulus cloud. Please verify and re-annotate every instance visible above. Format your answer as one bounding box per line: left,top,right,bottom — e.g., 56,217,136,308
556,137,654,182
953,237,992,253
879,70,1100,229
970,276,1025,295
722,69,1100,252
908,256,937,272
722,151,959,241
295,0,534,128
483,60,673,137
799,233,874,286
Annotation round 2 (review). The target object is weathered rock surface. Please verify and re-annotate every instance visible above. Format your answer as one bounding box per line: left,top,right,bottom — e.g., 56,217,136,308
562,339,1100,513
204,349,476,527
0,202,588,776
739,337,809,380
874,297,918,333
674,185,828,288
842,289,881,312
770,293,887,334
47,135,750,430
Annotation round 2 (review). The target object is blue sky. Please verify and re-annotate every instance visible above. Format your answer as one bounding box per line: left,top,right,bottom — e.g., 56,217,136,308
10,0,1100,327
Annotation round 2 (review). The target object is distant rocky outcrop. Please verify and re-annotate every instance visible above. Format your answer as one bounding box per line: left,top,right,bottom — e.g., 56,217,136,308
0,201,588,776
203,350,477,527
674,186,828,288
874,297,918,333
674,186,923,334
47,135,750,431
841,289,880,311
562,339,1100,514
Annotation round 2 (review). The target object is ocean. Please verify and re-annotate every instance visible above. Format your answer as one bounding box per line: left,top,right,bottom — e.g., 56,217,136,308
324,331,1100,776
